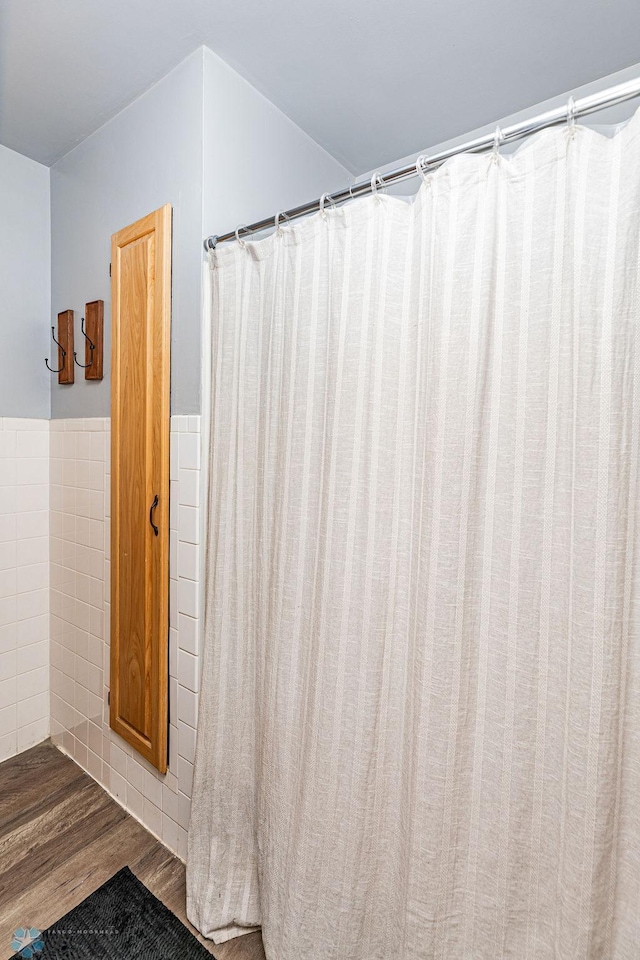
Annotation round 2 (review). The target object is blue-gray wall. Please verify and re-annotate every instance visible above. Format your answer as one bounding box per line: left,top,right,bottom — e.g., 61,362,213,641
0,144,50,418
359,60,640,190
4,51,640,421
50,50,203,418
202,46,350,247
49,46,350,418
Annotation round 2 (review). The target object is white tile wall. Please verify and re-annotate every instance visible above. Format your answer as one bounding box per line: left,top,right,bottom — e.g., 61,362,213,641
49,416,201,860
0,418,50,762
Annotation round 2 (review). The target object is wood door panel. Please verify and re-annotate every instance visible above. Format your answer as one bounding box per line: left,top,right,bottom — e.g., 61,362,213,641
118,236,150,740
110,206,171,772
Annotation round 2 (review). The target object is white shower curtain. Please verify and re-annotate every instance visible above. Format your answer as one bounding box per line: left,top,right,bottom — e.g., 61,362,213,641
187,111,640,960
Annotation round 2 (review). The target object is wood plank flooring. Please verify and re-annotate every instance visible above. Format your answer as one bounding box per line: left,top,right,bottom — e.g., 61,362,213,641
0,741,266,960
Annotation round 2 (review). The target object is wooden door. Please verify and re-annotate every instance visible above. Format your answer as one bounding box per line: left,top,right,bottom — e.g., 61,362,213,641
110,204,171,773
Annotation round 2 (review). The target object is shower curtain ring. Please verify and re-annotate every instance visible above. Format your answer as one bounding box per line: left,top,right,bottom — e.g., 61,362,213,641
370,172,384,202
319,192,336,220
492,125,504,162
567,95,577,137
275,210,290,236
235,224,248,248
416,154,430,182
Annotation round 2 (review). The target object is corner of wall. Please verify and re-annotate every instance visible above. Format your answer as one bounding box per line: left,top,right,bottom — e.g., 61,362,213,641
201,43,351,244
0,145,51,420
50,47,205,420
0,417,50,762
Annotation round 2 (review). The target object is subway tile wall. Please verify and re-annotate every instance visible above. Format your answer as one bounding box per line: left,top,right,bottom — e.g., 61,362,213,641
49,416,201,860
0,418,50,762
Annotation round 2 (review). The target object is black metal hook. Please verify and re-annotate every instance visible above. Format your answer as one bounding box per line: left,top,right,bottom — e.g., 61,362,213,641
45,327,66,373
73,317,95,368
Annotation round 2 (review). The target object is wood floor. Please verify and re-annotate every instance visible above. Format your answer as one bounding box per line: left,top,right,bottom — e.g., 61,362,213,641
0,741,266,960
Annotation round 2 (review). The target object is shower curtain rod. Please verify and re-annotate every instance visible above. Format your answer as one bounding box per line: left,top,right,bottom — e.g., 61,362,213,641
203,76,640,251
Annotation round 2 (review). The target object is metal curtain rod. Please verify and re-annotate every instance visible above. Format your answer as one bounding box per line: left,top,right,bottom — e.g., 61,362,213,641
203,76,640,251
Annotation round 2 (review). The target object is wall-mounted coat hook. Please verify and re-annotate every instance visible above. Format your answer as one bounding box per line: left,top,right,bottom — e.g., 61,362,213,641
45,327,66,373
74,317,95,369
82,300,104,381
45,310,74,384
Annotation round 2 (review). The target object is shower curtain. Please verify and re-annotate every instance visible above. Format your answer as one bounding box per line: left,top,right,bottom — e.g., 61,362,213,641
187,111,640,960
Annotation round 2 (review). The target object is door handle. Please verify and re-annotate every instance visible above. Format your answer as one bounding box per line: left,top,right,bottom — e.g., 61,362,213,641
149,495,159,536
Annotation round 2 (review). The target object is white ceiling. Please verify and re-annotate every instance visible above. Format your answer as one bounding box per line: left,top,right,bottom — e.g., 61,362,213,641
2,0,640,172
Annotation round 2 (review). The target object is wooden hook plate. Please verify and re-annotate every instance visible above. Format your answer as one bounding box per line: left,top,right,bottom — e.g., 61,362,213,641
84,300,104,380
58,309,74,385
